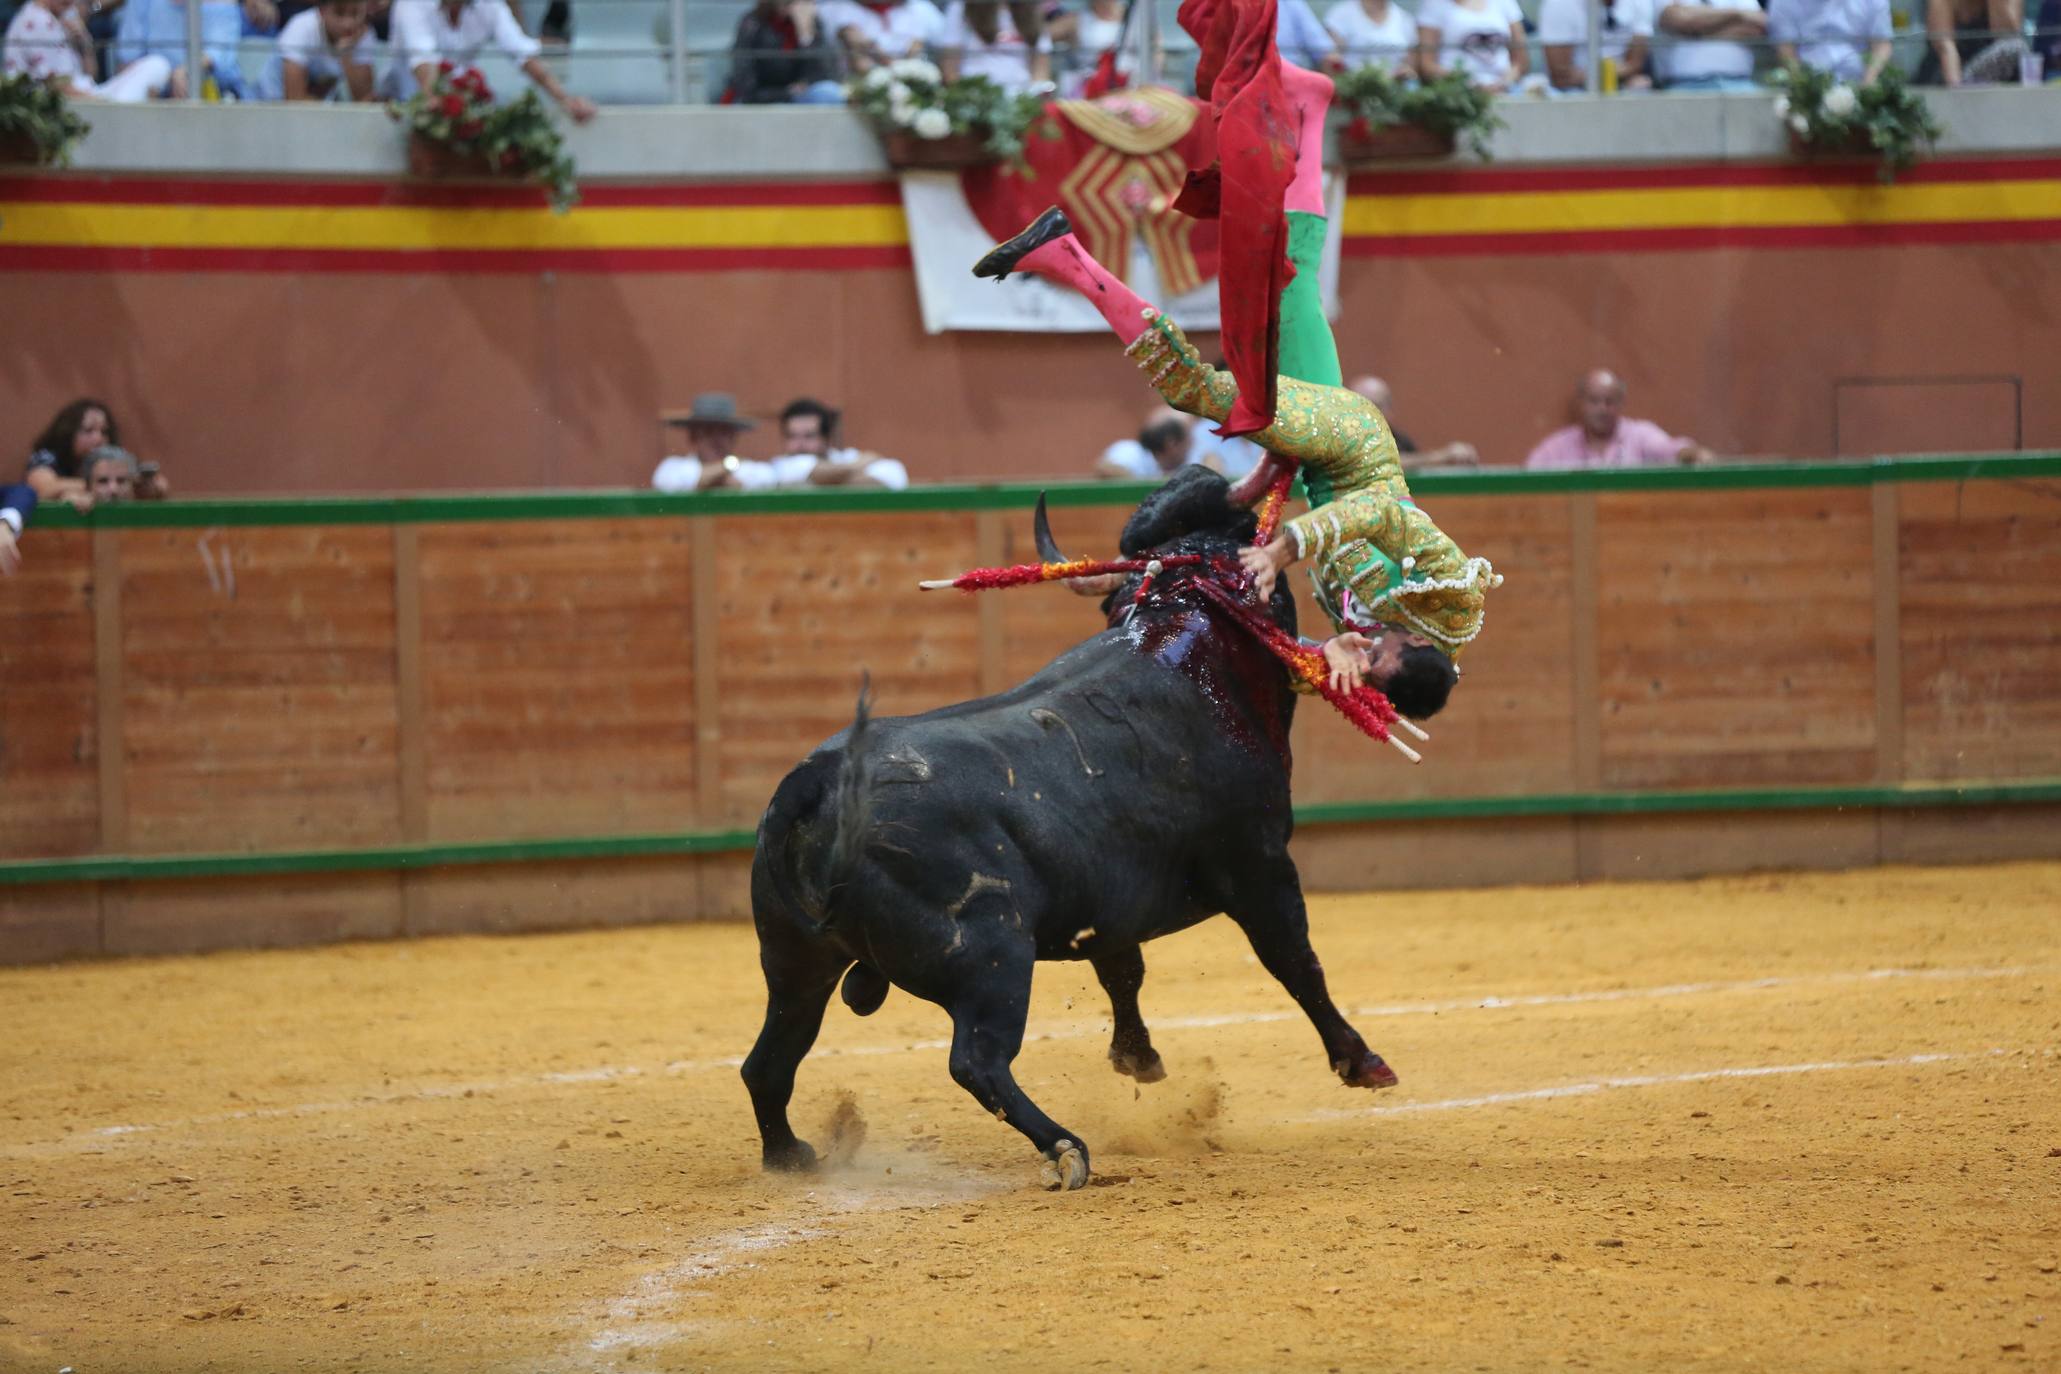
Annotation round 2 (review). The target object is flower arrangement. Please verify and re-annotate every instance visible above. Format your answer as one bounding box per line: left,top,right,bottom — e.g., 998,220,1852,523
847,58,1047,164
1771,65,1942,182
388,63,579,211
0,71,91,166
1333,65,1504,162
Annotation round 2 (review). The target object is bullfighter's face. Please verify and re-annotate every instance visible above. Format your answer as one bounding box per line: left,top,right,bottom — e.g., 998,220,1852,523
1361,626,1435,688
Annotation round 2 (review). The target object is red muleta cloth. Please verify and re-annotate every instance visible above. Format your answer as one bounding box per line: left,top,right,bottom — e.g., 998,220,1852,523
1172,0,1294,439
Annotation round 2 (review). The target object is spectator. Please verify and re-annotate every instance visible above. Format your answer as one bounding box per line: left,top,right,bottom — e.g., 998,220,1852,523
769,398,912,490
1417,0,1529,90
1916,0,2023,84
25,398,126,510
256,0,378,99
0,483,34,577
113,0,261,97
1524,369,1714,470
83,446,140,503
725,0,843,103
1277,0,1344,71
822,0,943,73
387,0,595,122
1096,407,1194,479
1324,0,1418,75
650,393,781,492
1768,0,1892,82
1652,0,1766,90
938,0,1051,89
1540,0,1654,89
1047,0,1123,58
1348,376,1479,469
5,0,170,99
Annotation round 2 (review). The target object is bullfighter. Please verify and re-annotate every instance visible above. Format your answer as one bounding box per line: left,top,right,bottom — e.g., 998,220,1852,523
973,64,1498,721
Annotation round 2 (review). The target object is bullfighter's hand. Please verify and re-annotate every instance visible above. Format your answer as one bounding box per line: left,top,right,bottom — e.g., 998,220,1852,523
1322,633,1374,693
1238,543,1281,601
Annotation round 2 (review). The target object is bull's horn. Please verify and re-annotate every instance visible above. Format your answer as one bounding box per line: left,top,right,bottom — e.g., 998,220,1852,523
1033,492,1068,564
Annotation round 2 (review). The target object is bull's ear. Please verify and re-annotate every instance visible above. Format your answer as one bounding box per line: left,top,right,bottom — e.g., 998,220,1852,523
1033,492,1068,564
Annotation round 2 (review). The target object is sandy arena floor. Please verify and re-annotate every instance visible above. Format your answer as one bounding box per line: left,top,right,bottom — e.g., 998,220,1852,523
2,861,2058,1373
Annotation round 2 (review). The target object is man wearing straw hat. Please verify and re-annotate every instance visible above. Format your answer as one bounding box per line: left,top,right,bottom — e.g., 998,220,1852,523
651,392,781,492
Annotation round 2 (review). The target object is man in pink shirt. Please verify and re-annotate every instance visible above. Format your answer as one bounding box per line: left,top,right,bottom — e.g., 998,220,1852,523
1524,369,1715,470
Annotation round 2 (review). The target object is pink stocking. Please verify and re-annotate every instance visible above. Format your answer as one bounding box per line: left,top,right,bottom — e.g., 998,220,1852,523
1016,234,1157,345
1281,64,1332,217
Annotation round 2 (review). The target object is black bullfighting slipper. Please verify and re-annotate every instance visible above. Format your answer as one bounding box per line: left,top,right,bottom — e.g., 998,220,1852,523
972,206,1072,281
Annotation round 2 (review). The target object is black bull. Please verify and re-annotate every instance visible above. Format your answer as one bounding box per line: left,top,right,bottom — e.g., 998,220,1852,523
742,469,1398,1190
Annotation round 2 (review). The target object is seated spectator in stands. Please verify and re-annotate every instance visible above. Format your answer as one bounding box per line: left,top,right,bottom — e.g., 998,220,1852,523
769,398,912,490
1277,0,1344,71
113,0,259,97
1525,369,1714,469
388,0,595,121
725,0,843,103
82,446,143,503
1652,0,1766,90
1916,0,2023,84
938,0,1051,89
1349,376,1480,469
822,0,943,73
5,0,171,99
1769,0,1892,82
1047,0,1122,61
1325,0,1418,75
256,0,378,99
1540,0,1654,88
0,484,34,577
1417,0,1529,90
651,393,781,492
1096,407,1194,479
25,398,130,510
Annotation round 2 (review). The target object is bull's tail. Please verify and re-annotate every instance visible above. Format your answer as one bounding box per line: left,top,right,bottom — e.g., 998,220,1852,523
822,676,877,928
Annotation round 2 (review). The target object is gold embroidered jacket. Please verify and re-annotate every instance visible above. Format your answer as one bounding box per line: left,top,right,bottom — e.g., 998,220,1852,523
1124,317,1497,656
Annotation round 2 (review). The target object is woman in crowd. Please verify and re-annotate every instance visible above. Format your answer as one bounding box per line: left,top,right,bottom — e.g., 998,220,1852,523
3,0,171,100
1325,0,1419,75
1416,0,1529,90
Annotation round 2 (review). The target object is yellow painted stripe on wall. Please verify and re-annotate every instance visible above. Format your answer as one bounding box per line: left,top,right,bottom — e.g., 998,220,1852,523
0,202,911,251
1341,179,2061,237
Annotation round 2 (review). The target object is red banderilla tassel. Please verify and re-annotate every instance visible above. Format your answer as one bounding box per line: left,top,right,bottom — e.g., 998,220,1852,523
918,555,1204,593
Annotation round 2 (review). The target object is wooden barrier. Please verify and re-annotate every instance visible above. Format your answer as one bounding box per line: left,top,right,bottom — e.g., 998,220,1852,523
3,457,2060,963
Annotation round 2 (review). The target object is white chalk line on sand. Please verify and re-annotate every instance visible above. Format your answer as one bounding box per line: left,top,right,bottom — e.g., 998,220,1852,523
571,1044,2032,1359
11,961,2044,1155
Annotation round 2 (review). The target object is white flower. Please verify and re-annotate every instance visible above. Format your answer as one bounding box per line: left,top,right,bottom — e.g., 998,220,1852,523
1789,113,1811,134
1823,83,1857,117
890,57,942,85
1771,94,1790,119
912,107,952,140
862,67,893,90
886,80,911,104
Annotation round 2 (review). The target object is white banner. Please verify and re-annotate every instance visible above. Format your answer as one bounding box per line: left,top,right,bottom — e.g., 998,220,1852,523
900,172,1344,336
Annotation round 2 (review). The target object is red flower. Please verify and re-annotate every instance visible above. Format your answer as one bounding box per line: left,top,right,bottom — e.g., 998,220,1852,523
437,59,454,74
440,94,465,118
455,119,482,140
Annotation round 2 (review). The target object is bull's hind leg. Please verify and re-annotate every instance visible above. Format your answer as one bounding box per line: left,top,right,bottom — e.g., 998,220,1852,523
942,947,1093,1190
741,938,849,1172
1228,860,1399,1091
1092,945,1167,1083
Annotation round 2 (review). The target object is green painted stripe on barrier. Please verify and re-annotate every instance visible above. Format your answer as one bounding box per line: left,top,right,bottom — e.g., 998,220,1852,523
3,778,2054,888
28,452,2061,529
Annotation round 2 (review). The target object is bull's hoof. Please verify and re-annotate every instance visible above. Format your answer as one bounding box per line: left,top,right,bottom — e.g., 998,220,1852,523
1335,1053,1400,1091
762,1138,819,1173
1041,1138,1090,1192
1110,1047,1168,1084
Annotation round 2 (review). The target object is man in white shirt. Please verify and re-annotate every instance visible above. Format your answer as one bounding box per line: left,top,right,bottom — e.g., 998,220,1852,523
1653,0,1766,88
768,398,912,490
821,0,944,71
387,0,596,120
650,393,782,491
1324,0,1418,74
1768,0,1893,82
257,0,379,100
1539,0,1656,88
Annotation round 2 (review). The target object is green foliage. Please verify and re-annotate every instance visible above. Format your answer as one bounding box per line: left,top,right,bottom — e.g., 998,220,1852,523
1333,65,1504,161
388,64,578,212
1771,64,1942,183
0,72,91,166
846,58,1047,163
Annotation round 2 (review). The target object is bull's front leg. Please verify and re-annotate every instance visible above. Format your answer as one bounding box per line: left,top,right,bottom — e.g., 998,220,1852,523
1227,861,1399,1091
1092,945,1167,1083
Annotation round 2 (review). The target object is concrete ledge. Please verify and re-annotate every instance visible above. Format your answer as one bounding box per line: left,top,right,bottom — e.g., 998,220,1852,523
47,86,2061,180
